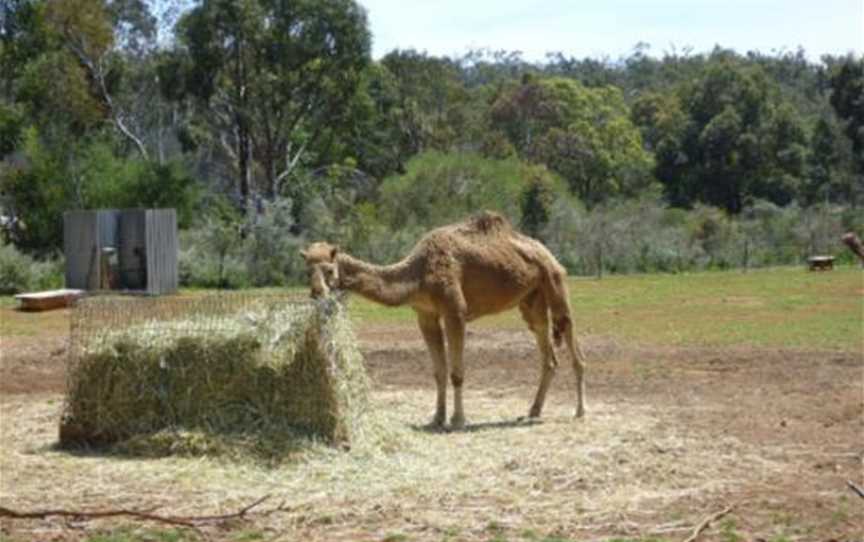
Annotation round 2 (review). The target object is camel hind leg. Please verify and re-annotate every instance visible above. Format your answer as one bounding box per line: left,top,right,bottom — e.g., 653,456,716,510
541,266,587,418
519,290,558,418
560,317,586,418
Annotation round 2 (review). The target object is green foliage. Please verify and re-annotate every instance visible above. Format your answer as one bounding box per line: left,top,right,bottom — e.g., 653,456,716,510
244,198,304,286
0,240,63,294
519,175,555,238
380,49,478,155
171,0,372,203
490,76,655,205
828,56,864,173
1,126,69,254
1,132,199,253
378,151,568,231
0,102,25,155
2,0,861,262
633,59,816,212
179,216,248,289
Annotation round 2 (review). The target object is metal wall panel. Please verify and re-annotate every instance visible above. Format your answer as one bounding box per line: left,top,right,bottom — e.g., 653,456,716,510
64,211,101,290
96,210,119,249
145,209,178,295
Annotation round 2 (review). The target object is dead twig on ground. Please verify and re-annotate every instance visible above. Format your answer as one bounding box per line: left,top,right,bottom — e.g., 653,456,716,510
682,504,735,542
847,480,864,499
0,495,271,528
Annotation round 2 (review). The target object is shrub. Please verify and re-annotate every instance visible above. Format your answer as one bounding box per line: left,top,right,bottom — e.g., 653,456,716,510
244,198,304,286
377,151,568,231
0,240,64,294
0,241,31,294
178,218,250,289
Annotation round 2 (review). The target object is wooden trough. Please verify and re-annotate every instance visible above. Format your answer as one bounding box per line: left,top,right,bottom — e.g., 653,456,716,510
807,255,835,271
15,289,85,311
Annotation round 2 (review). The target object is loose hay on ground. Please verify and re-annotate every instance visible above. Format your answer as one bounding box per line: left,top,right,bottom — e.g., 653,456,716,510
2,393,794,541
59,294,387,461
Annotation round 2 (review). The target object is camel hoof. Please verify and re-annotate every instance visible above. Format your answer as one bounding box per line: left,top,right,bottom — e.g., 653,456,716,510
573,407,585,419
450,414,466,430
428,415,446,430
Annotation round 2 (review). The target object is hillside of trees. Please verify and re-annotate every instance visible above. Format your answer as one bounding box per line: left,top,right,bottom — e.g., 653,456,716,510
1,0,862,290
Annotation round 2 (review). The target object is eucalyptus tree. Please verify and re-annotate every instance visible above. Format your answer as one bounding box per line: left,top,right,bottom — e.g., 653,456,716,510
828,56,864,177
633,59,811,212
167,0,371,208
489,76,655,206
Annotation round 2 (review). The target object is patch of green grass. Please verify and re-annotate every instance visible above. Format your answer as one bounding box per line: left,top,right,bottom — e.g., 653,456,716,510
0,303,70,337
231,530,267,542
3,267,860,350
348,266,863,351
82,528,194,542
719,518,744,542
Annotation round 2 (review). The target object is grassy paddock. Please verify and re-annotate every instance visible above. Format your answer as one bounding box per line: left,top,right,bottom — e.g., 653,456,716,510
348,266,863,351
1,266,861,541
1,266,861,350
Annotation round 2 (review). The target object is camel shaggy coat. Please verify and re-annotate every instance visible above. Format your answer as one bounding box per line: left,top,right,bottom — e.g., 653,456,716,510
301,211,586,429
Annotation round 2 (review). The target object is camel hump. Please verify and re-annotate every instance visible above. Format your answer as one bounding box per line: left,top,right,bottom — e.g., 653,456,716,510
463,211,512,235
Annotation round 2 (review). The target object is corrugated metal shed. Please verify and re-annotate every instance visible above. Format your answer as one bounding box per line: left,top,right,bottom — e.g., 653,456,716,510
64,209,178,295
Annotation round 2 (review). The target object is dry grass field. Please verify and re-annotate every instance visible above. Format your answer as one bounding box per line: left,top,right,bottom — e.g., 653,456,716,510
1,267,862,542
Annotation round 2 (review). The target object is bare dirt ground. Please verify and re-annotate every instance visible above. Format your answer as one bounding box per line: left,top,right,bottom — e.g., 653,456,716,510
1,324,862,541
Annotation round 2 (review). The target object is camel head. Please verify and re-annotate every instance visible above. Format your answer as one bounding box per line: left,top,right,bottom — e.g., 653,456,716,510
300,242,340,298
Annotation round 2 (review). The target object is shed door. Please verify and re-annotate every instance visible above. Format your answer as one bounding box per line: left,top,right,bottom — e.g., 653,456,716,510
119,210,147,290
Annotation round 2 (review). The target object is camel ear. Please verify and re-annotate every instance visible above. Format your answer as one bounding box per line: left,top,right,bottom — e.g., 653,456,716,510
299,249,309,261
330,246,339,260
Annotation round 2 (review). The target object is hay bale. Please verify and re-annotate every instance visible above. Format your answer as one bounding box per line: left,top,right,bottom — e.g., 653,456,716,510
59,294,370,460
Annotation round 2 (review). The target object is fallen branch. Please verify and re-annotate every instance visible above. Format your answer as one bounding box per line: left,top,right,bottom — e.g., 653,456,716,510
0,495,271,528
848,480,864,499
682,504,735,542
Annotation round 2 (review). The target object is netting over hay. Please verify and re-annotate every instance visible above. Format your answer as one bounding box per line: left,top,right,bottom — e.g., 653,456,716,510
60,293,370,459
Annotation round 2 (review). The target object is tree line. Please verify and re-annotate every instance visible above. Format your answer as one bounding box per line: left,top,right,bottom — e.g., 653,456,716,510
1,0,861,278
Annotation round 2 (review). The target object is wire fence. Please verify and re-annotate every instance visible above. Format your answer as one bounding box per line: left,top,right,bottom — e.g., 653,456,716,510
68,292,315,359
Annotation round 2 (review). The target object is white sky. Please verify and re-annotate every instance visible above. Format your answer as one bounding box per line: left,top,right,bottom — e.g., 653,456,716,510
357,0,864,61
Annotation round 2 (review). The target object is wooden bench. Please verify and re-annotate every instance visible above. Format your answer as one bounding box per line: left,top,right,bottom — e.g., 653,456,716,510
14,289,85,311
807,256,834,271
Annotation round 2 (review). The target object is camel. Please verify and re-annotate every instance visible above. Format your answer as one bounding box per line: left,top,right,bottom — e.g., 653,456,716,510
300,211,586,429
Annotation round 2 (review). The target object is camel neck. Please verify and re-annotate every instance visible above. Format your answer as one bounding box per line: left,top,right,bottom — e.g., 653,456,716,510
336,253,418,307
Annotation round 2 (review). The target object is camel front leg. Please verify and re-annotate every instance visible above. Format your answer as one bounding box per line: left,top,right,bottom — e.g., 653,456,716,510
417,312,447,428
444,313,466,429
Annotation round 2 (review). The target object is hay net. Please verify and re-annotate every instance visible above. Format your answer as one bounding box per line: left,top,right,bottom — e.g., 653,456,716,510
61,293,370,454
